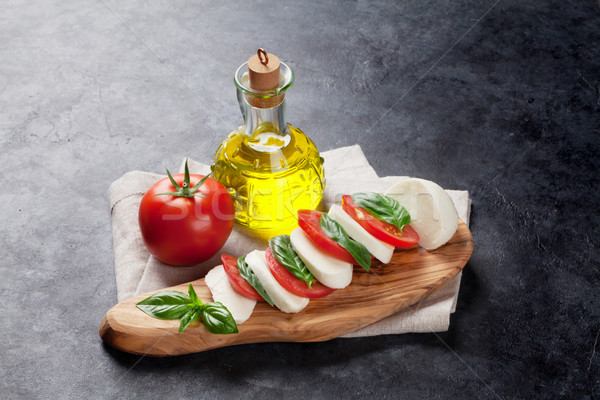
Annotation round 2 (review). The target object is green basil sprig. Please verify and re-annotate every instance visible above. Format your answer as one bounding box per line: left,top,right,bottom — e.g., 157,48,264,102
351,192,411,232
269,235,315,288
136,284,238,335
237,256,274,306
319,213,372,271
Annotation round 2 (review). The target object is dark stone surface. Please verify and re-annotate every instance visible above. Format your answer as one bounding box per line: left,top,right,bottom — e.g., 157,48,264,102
1,0,598,398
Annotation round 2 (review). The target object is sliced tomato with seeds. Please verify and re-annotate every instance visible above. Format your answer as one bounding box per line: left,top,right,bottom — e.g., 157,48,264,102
297,209,359,265
221,254,264,301
341,195,420,248
265,247,335,298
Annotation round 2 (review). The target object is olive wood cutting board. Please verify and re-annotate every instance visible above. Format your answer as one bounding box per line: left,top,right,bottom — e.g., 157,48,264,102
100,220,473,356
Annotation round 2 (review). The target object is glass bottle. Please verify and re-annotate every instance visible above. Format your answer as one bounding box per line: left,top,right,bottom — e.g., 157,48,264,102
211,54,325,236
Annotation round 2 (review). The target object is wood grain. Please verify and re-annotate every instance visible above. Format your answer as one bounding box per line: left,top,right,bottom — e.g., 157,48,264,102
99,220,473,356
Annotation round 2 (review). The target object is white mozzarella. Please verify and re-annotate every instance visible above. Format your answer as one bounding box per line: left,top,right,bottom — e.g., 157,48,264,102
384,178,458,250
244,250,309,313
289,228,353,289
205,265,256,324
328,204,395,263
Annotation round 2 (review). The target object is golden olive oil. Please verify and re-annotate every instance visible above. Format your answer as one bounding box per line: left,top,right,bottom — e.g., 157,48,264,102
212,122,325,235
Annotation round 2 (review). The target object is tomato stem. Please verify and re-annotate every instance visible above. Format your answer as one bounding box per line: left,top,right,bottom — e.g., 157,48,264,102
155,159,209,198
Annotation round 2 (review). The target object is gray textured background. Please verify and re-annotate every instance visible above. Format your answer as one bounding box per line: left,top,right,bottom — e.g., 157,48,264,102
1,0,599,398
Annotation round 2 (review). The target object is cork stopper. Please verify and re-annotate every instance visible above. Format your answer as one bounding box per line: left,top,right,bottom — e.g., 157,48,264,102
247,49,283,108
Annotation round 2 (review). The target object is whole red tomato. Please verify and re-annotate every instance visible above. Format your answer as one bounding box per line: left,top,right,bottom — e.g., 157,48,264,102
138,165,235,266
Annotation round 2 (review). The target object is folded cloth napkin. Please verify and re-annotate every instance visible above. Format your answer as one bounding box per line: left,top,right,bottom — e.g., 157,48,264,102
109,145,471,336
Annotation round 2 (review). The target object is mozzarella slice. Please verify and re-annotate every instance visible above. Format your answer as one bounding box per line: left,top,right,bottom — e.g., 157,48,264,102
289,228,353,289
328,204,395,263
384,178,458,250
244,250,309,313
205,265,256,324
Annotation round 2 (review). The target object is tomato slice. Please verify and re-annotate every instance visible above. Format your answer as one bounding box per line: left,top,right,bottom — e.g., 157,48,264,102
265,247,335,298
341,195,420,248
297,209,359,265
221,254,264,301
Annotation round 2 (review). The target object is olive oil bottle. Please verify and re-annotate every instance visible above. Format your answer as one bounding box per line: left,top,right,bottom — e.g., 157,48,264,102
211,50,325,235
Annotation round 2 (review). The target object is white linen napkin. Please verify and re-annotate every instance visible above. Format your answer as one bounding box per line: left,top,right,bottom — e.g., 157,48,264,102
109,145,471,336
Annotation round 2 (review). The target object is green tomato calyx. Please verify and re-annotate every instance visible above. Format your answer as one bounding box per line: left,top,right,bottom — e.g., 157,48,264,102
156,159,210,198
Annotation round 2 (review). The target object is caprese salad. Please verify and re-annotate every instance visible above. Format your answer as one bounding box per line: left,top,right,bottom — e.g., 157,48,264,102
205,178,460,326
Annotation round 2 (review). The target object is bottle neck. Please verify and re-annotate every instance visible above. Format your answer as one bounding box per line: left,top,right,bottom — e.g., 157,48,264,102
238,91,288,136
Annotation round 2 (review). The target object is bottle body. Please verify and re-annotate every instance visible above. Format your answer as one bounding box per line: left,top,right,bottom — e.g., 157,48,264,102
212,122,325,233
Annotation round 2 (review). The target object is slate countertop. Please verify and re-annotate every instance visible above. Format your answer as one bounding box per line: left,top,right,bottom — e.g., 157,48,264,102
2,0,598,398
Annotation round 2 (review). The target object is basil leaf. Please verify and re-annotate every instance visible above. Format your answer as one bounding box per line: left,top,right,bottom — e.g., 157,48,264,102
319,213,372,271
137,288,239,336
136,291,193,320
202,302,239,334
351,192,411,232
188,284,201,305
179,306,202,334
237,256,274,306
269,235,315,288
